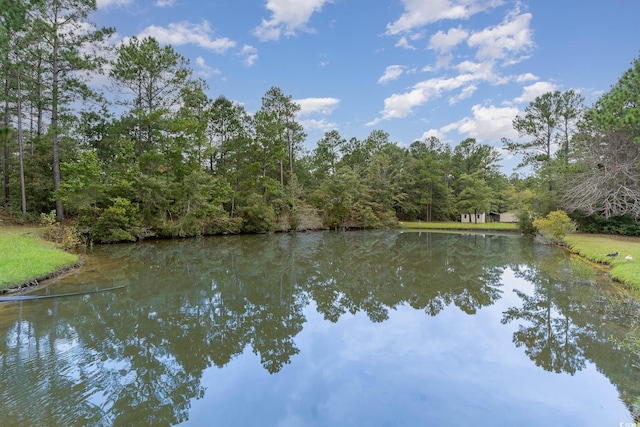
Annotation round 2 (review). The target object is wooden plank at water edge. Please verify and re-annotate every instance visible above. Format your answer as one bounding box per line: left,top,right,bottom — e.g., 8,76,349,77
0,285,126,302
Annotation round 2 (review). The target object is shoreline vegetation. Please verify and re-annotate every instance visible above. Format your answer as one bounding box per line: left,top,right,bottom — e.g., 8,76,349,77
1,222,639,295
0,226,79,292
400,222,640,293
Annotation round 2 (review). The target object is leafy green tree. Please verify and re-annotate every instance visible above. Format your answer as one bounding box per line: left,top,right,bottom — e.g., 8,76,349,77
403,141,432,220
507,91,583,163
556,90,585,163
404,137,454,221
312,129,345,179
207,96,250,172
168,170,234,237
340,129,389,170
207,96,253,216
173,80,210,170
453,137,500,177
237,193,277,233
364,143,407,213
451,138,502,218
504,92,559,169
31,0,114,219
312,165,369,229
253,86,305,195
110,36,191,155
0,0,29,212
91,196,141,242
503,90,585,193
533,210,576,244
587,55,640,139
455,172,493,222
55,150,103,218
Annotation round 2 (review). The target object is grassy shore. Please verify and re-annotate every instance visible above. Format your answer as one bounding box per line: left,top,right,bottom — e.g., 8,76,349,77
399,221,518,231
0,226,79,291
564,233,640,291
3,220,638,293
399,221,640,291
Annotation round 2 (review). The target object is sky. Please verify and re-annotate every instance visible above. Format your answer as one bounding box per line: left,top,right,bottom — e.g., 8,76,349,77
91,0,640,174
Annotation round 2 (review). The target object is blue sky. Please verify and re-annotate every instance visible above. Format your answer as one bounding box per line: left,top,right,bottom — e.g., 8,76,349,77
92,0,640,174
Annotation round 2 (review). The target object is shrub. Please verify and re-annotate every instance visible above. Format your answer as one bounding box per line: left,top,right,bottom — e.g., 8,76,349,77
533,210,576,244
517,207,536,235
39,211,83,249
572,215,640,236
238,195,277,233
91,197,141,243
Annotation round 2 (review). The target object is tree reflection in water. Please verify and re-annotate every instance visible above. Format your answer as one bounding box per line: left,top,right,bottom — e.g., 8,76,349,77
0,231,638,425
501,243,640,418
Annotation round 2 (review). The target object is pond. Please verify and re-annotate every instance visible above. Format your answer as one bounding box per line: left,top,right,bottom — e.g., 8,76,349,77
0,230,639,426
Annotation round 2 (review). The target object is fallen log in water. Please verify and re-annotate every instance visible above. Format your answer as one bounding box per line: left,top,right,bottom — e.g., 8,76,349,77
0,285,126,302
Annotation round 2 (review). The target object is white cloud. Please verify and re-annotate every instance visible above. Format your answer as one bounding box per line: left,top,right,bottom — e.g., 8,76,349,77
395,36,416,50
96,0,132,8
299,118,337,132
369,72,484,125
514,81,558,104
138,21,236,54
468,11,533,63
455,104,520,140
387,0,504,35
239,45,259,67
194,56,220,78
515,73,538,83
253,0,333,41
429,27,468,53
155,0,175,7
378,65,406,84
419,128,446,141
369,79,452,124
455,60,496,79
449,84,477,104
295,97,340,116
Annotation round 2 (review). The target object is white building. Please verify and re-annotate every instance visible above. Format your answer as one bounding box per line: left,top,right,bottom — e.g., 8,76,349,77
460,212,486,223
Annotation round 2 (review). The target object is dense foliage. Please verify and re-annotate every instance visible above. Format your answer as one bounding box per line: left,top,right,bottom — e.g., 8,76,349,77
532,210,576,244
1,1,639,241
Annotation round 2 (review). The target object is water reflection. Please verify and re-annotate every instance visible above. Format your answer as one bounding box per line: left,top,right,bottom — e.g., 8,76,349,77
0,231,638,425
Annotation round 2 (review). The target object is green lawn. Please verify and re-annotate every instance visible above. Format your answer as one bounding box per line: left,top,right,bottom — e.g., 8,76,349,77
0,226,79,291
399,221,640,291
564,233,640,291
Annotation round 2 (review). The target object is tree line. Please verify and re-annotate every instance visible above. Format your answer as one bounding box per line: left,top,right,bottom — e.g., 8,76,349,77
2,0,639,242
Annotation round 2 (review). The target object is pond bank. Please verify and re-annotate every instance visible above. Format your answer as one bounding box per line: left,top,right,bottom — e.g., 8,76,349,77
0,226,80,292
399,222,640,293
4,223,639,294
564,233,640,292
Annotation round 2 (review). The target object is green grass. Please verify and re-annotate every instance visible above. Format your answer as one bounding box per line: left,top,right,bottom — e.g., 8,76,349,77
0,226,79,291
399,221,518,231
564,233,640,291
399,222,640,291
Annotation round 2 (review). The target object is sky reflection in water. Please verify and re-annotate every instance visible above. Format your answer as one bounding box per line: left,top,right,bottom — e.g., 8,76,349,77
188,278,628,426
0,231,637,426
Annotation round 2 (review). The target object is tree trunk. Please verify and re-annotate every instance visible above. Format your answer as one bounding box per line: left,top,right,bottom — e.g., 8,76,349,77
288,132,293,179
36,53,44,142
51,18,64,220
3,76,10,206
16,70,26,214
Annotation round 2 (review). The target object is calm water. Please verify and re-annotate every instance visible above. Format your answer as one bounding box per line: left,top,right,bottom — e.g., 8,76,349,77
1,231,639,426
